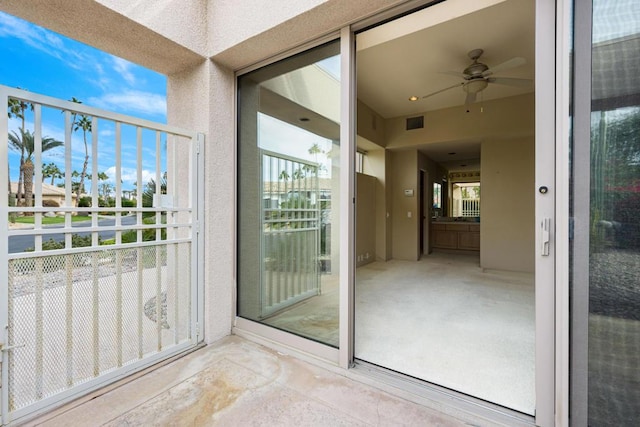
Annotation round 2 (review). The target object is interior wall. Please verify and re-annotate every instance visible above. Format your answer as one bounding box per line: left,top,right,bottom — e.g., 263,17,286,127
356,173,377,267
390,150,419,261
358,99,389,261
364,148,390,261
357,100,386,147
480,136,535,273
385,93,535,150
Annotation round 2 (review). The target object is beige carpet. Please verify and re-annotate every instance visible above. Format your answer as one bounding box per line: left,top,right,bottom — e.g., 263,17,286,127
355,252,535,415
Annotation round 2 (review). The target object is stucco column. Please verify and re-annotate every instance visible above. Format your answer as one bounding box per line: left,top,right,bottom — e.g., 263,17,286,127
167,59,236,343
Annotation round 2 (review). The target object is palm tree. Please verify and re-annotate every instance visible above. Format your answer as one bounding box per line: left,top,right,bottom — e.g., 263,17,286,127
7,92,33,201
87,171,109,198
42,162,63,185
70,170,82,194
142,173,167,218
8,129,64,210
69,98,92,197
279,170,290,181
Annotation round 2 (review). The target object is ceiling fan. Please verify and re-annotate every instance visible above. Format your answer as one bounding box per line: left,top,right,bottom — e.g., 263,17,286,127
422,48,531,111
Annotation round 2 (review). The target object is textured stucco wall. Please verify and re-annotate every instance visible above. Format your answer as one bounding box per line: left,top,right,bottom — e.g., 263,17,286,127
96,0,209,57
166,59,236,342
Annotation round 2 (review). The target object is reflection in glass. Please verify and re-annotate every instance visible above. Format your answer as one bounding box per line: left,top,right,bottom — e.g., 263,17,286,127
237,41,340,347
587,1,640,424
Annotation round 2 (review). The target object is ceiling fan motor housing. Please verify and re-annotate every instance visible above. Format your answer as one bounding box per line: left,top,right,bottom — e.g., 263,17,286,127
464,62,489,78
463,48,489,93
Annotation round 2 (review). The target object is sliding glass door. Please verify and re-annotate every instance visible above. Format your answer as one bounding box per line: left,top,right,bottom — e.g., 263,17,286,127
237,41,342,348
235,1,560,423
571,1,640,425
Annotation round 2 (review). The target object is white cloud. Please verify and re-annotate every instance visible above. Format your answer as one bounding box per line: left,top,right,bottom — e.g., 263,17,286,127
88,90,166,117
112,57,136,86
104,166,155,188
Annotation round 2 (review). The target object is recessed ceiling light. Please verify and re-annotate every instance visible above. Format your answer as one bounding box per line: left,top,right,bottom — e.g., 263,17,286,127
408,96,418,101
299,117,310,122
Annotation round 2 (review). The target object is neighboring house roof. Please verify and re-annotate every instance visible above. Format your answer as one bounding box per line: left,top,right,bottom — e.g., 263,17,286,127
10,182,77,198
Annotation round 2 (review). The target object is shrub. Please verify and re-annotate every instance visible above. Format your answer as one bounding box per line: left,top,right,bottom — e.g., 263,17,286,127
120,216,166,244
78,196,92,208
72,234,95,248
24,234,98,252
42,199,60,208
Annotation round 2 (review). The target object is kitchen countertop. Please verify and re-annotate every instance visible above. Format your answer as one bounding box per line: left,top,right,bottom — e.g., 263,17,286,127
432,221,480,225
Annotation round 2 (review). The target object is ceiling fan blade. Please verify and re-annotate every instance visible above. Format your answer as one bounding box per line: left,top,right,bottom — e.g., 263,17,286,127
483,57,526,76
422,83,464,99
487,77,533,88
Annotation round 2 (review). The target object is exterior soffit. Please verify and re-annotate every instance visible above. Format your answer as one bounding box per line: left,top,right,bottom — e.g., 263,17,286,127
0,0,206,75
210,0,409,71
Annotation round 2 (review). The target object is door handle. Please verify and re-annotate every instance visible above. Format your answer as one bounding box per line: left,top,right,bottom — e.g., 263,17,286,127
541,217,551,256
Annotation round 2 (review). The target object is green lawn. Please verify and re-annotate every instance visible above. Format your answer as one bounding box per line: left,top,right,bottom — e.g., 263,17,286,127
12,215,91,225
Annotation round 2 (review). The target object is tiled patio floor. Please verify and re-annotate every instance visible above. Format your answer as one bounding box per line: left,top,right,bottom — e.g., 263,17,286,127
23,336,471,426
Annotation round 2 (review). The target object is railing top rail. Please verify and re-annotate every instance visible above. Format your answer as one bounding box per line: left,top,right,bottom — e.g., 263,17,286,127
0,85,196,138
262,149,320,168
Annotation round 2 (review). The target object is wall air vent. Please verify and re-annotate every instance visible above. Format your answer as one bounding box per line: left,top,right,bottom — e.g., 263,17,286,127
406,116,424,130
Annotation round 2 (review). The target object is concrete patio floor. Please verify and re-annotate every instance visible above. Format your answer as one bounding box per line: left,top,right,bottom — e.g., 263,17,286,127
23,336,472,427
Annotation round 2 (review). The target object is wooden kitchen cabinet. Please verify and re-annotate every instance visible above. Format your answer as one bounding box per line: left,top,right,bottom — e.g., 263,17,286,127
458,230,480,250
432,223,480,251
433,228,458,249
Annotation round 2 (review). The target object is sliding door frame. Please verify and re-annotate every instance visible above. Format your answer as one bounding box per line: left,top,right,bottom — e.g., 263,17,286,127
234,0,572,425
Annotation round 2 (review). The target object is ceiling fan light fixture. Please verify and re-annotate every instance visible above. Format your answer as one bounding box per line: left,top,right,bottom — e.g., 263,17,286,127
464,79,488,94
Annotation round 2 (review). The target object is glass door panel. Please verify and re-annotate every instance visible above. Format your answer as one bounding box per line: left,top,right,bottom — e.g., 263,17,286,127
571,1,640,424
237,41,341,347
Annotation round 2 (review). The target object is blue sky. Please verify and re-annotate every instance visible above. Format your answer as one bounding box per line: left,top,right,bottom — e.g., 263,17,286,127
0,11,166,120
0,11,167,191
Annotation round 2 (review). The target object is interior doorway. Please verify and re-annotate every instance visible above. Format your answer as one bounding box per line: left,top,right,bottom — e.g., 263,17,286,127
354,0,538,415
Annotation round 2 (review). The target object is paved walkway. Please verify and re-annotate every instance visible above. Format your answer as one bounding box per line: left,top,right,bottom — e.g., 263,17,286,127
25,336,471,427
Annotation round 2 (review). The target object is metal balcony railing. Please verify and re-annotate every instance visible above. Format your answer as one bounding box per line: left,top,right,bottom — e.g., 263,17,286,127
0,85,204,424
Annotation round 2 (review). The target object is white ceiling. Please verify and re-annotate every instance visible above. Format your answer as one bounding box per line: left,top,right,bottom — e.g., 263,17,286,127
356,0,535,120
